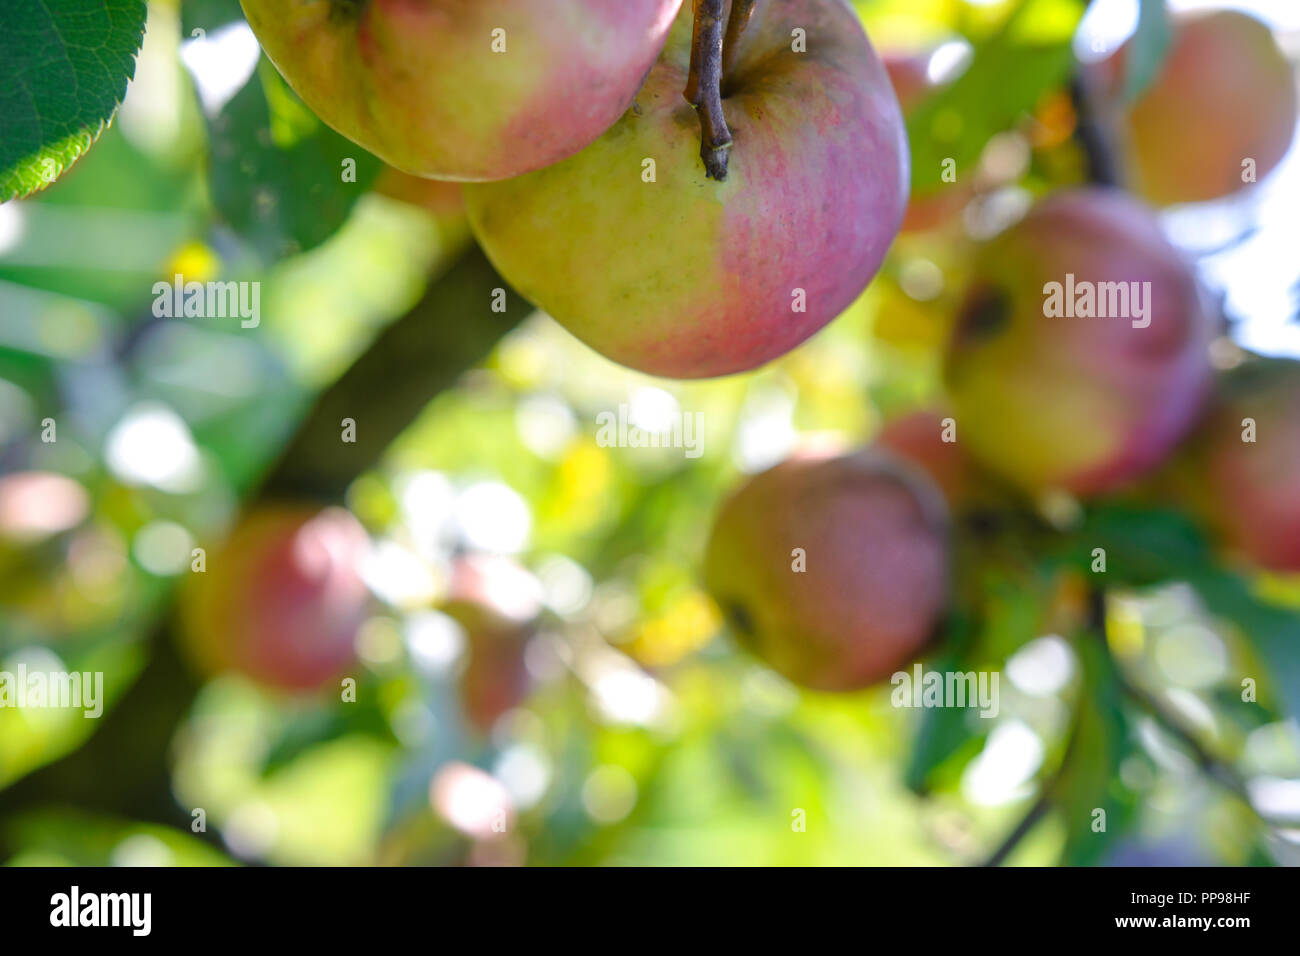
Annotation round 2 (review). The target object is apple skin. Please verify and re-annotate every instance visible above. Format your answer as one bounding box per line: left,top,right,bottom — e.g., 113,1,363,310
704,448,950,692
943,188,1214,498
373,166,465,220
465,0,909,379
1171,359,1300,571
239,0,683,182
439,554,541,731
876,409,974,506
1090,10,1298,205
181,506,370,692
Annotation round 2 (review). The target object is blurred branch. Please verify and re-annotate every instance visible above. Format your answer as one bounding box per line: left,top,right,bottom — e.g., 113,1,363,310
1088,589,1284,834
981,794,1050,867
257,243,533,502
1068,76,1121,189
0,244,533,851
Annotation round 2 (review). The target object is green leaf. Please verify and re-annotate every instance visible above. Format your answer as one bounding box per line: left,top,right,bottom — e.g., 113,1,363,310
181,0,246,38
206,60,381,263
1189,569,1300,723
1063,505,1211,587
1120,0,1171,103
905,0,1078,193
904,613,986,792
1051,638,1135,865
4,809,236,866
0,0,147,202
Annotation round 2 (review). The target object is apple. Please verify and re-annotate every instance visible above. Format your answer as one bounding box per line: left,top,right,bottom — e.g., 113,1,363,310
943,187,1214,498
439,553,542,730
373,166,466,220
181,506,370,692
464,0,908,378
704,448,950,691
1088,10,1298,205
239,0,683,181
1172,359,1300,571
876,408,975,507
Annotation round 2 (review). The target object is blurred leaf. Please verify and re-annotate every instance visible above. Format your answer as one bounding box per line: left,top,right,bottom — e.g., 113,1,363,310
905,612,985,792
1049,637,1135,865
1062,506,1300,722
1119,0,1171,103
206,60,381,263
1062,505,1210,587
261,693,397,776
180,0,246,37
4,809,234,866
1190,569,1300,723
0,0,147,202
906,0,1078,192
0,638,147,790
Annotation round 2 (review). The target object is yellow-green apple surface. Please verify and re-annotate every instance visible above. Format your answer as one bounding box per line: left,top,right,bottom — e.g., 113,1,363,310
704,448,949,691
465,0,908,378
181,506,370,692
1089,10,1298,205
240,0,684,181
944,188,1214,498
1172,359,1300,571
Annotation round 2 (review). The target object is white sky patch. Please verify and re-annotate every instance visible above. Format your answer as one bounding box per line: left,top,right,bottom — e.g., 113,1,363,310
628,386,680,433
104,402,204,493
962,721,1046,806
1006,635,1075,697
180,21,261,116
453,481,531,554
734,387,797,473
928,39,973,83
362,540,438,609
0,202,25,256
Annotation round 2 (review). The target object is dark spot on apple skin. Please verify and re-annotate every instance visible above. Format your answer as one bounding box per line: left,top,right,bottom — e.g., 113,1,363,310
330,0,369,24
955,284,1013,344
725,600,757,646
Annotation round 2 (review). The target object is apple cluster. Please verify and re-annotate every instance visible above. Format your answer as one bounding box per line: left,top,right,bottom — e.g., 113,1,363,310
211,3,1297,697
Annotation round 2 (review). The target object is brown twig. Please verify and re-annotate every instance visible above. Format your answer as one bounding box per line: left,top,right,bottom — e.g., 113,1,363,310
721,0,756,81
683,0,734,181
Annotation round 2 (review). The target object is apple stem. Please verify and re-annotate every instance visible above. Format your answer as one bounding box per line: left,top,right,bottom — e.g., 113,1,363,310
721,0,756,80
684,0,734,181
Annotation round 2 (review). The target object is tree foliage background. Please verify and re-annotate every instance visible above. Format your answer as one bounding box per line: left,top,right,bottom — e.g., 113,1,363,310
0,0,1298,866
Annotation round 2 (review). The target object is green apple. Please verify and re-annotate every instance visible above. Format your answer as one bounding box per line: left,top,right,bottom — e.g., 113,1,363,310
240,0,684,181
464,0,908,378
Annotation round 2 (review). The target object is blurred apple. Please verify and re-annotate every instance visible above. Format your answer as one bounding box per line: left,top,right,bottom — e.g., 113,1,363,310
944,187,1214,498
1167,358,1300,571
876,409,974,506
440,553,542,730
704,448,950,691
1088,9,1298,205
181,505,370,692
